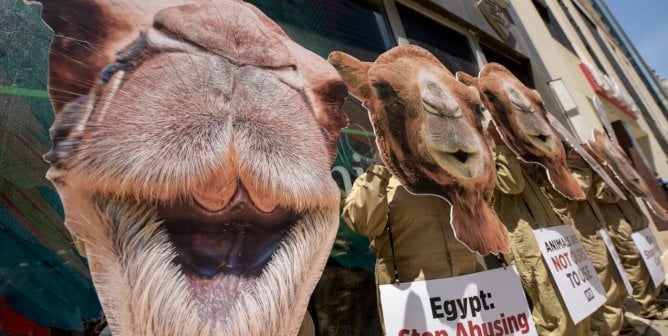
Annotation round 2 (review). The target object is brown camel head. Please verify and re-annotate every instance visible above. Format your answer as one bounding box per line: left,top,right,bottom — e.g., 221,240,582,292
588,130,668,220
475,63,585,200
329,46,508,255
31,0,348,334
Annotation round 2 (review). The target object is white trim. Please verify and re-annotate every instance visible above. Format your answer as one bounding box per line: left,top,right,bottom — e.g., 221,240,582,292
381,0,409,45
466,30,488,68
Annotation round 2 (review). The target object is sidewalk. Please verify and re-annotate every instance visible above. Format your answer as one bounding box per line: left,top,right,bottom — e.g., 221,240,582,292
626,312,668,335
625,295,668,336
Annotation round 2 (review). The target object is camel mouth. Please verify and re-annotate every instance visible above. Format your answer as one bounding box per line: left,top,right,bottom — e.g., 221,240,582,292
431,147,483,179
450,150,471,164
526,132,556,153
535,133,549,143
422,100,463,118
157,188,300,279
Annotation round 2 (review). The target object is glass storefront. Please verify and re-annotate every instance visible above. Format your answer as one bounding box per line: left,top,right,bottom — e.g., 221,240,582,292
0,0,536,334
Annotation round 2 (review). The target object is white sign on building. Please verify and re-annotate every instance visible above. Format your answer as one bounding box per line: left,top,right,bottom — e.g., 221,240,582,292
599,228,634,296
534,225,606,324
631,227,665,288
379,267,536,336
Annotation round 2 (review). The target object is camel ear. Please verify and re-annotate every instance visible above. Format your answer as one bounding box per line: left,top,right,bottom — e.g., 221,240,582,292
455,71,478,87
328,51,372,101
26,0,163,113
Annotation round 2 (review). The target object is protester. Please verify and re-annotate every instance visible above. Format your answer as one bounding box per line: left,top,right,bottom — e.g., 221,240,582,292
540,152,639,336
493,144,592,335
342,163,484,326
593,175,668,320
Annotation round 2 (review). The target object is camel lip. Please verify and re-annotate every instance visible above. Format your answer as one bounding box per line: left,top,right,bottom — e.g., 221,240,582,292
157,197,301,279
438,147,479,164
535,133,549,143
422,100,463,118
525,132,556,153
431,148,483,179
450,149,471,164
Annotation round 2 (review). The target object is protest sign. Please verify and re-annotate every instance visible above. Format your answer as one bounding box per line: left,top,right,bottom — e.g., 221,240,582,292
379,267,536,336
631,227,665,288
598,229,633,296
534,225,606,324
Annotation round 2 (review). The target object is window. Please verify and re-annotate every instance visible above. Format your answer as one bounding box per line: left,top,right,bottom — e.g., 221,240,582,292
247,0,393,60
480,43,534,88
531,0,576,53
555,0,607,73
396,3,479,76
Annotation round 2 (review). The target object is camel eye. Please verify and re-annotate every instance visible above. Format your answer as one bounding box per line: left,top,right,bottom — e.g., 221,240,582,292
371,80,396,101
472,103,486,115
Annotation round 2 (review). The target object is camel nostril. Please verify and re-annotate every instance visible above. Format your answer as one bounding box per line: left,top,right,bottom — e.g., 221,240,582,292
244,182,280,213
193,178,238,212
536,134,549,143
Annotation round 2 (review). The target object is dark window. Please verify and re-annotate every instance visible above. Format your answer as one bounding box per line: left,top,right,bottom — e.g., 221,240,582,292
480,43,534,88
531,0,576,53
247,0,394,60
555,0,607,73
396,3,479,75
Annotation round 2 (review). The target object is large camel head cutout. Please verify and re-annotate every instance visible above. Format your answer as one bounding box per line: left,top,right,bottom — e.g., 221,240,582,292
588,129,668,220
468,63,585,200
30,0,348,334
329,46,509,255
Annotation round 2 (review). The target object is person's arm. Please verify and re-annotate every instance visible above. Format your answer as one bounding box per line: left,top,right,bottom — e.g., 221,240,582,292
341,165,391,237
494,145,525,195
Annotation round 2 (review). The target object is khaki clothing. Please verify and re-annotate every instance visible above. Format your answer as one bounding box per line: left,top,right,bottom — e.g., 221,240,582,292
541,159,632,335
594,179,665,318
341,165,483,324
494,145,591,336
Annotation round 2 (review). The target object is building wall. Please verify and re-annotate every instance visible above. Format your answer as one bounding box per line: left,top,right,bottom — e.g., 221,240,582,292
560,0,668,176
509,0,606,142
391,0,603,140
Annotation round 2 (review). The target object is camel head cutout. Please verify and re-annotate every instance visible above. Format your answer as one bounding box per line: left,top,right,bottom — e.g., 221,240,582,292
329,46,508,255
588,129,668,220
30,0,349,334
474,63,586,200
546,113,627,200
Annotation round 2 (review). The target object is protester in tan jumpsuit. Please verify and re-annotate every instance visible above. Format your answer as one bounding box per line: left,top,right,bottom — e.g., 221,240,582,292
342,164,484,325
593,177,668,320
494,144,591,336
541,155,639,336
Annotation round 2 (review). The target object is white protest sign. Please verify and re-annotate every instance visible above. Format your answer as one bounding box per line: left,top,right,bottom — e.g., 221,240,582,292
534,225,606,324
379,266,536,336
598,228,633,296
631,227,665,288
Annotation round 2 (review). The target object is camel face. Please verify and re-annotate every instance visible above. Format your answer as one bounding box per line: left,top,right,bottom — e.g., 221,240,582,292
589,130,668,219
419,71,488,180
330,46,508,255
477,63,585,200
34,1,347,335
